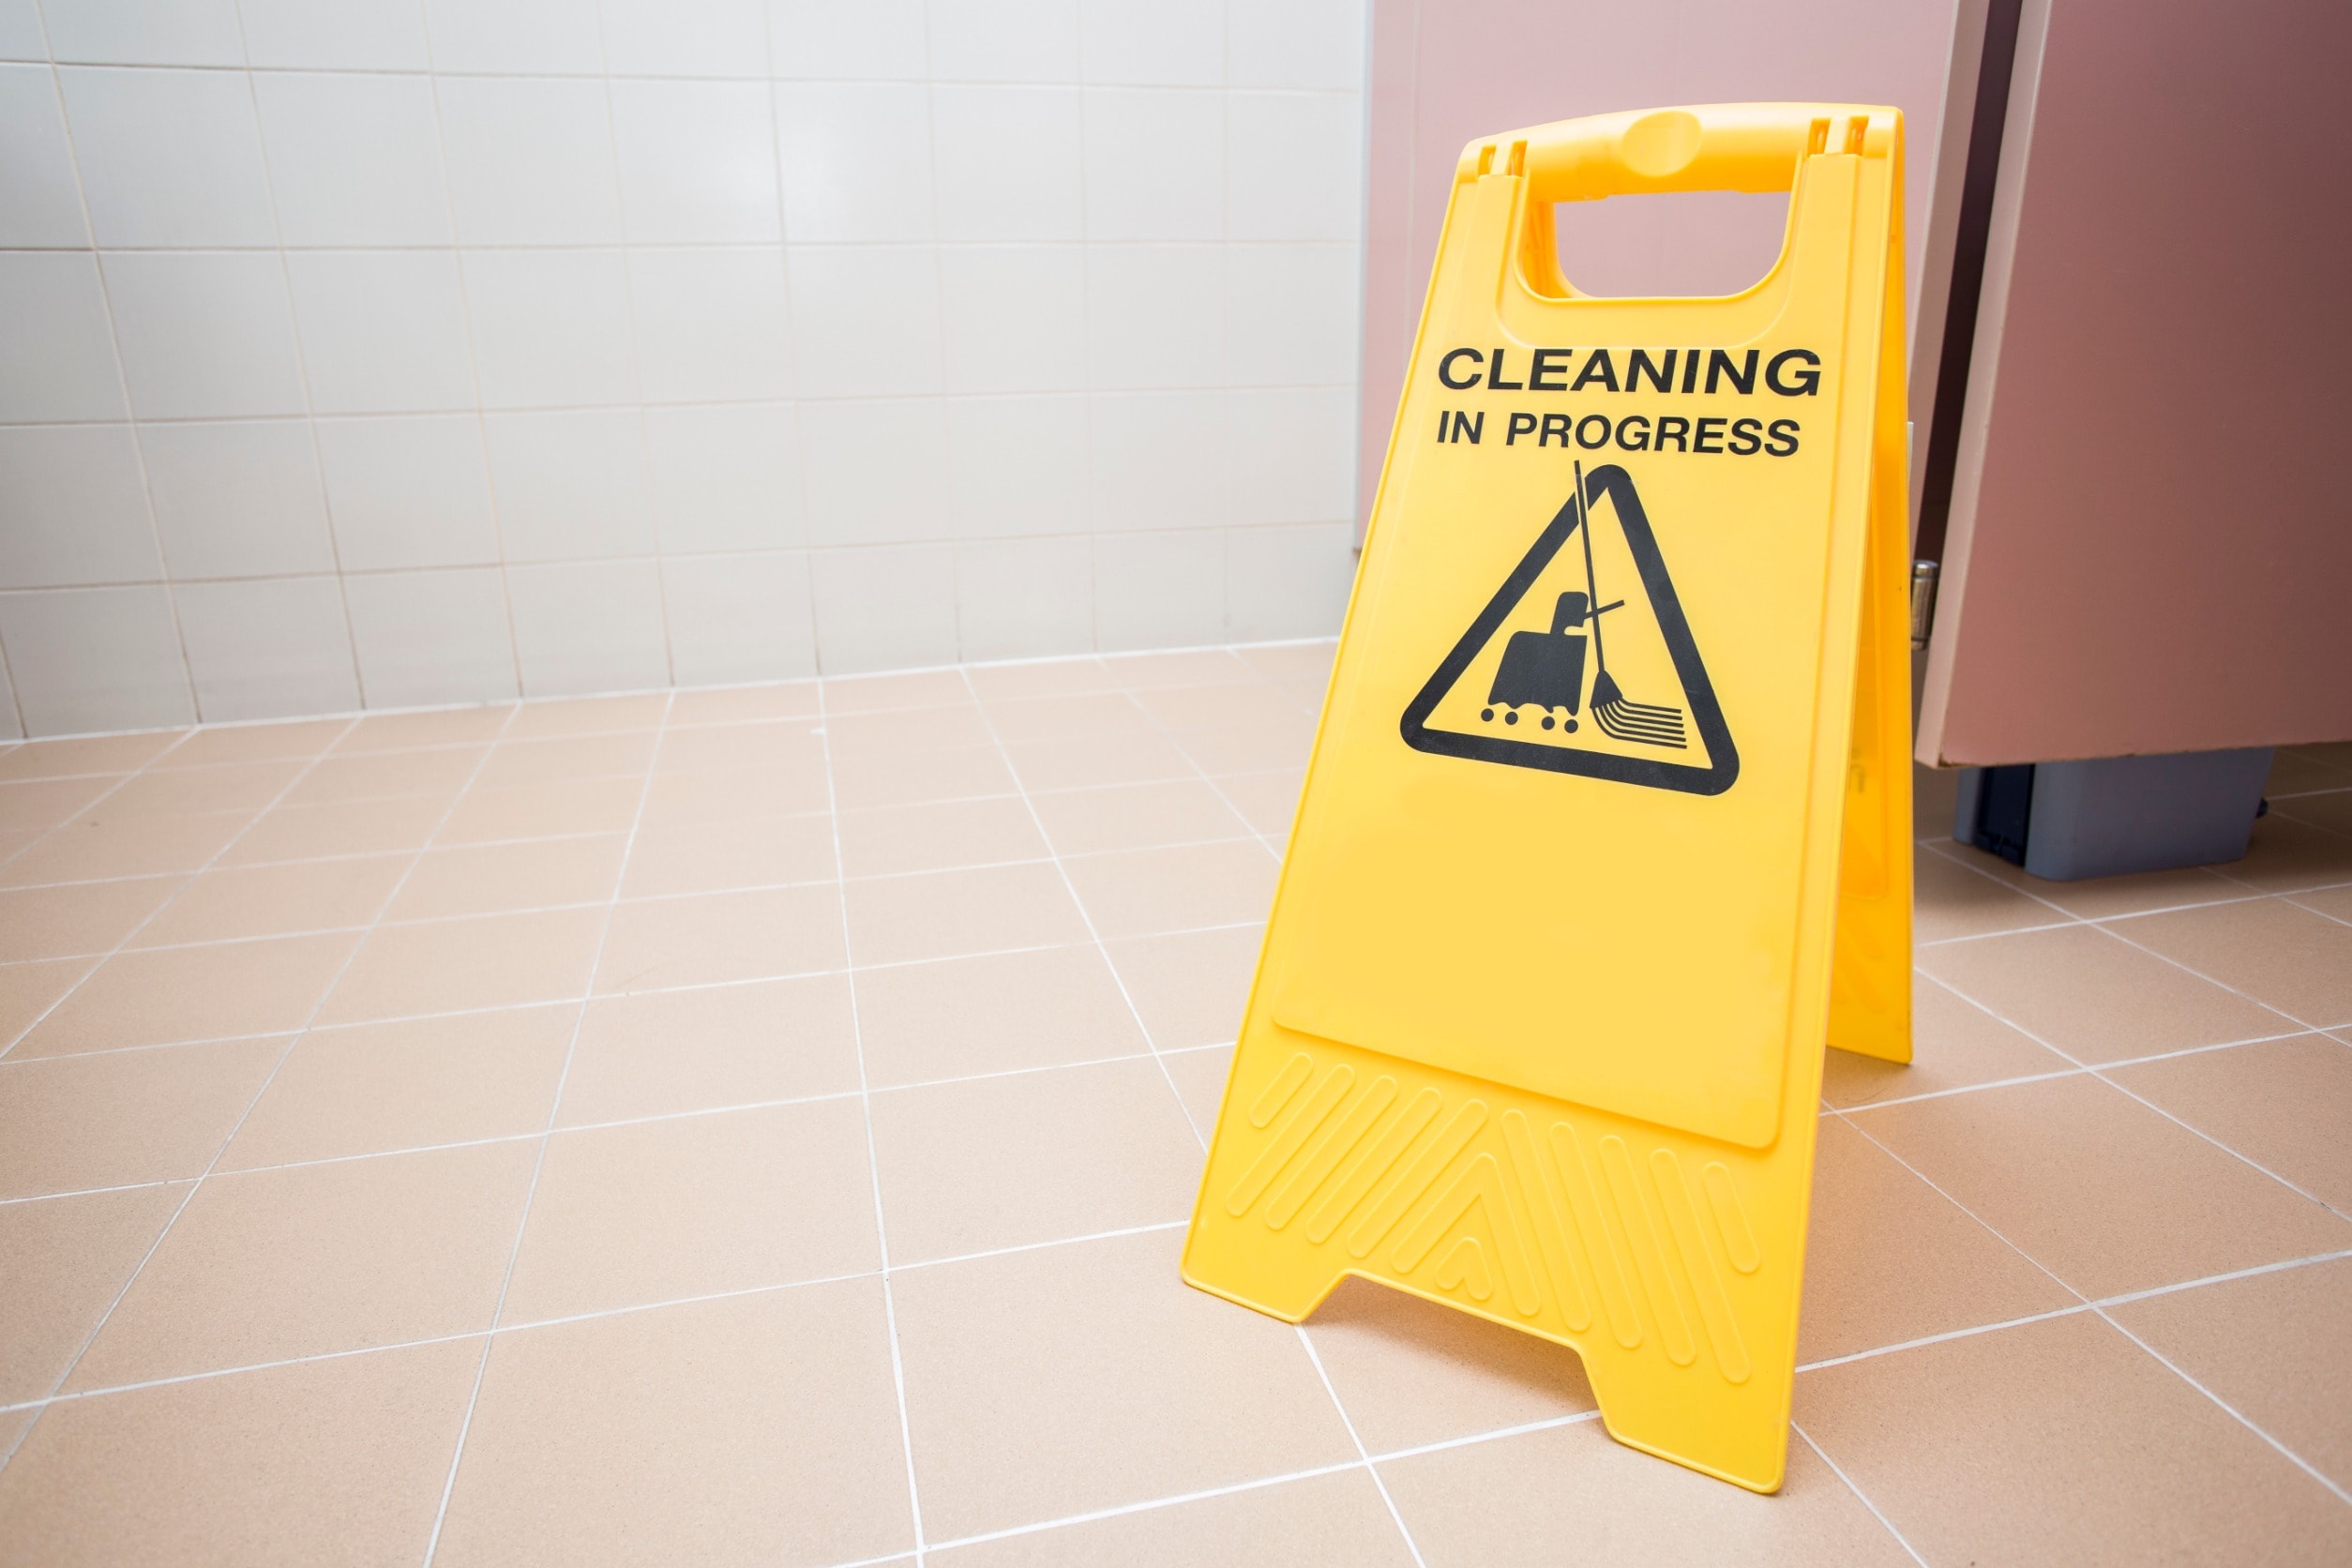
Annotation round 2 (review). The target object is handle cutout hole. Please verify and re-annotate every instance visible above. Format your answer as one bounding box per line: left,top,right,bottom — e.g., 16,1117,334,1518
1548,190,1791,299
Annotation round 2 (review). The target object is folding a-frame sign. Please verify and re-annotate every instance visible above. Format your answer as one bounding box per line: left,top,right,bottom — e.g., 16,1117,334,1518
1184,104,1911,1492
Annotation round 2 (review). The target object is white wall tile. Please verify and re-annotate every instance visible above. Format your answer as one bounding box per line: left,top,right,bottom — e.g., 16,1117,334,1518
611,79,779,244
627,247,792,402
176,576,359,721
1227,93,1361,242
767,0,924,79
0,254,126,422
927,0,1076,83
1086,245,1223,390
343,567,519,706
775,82,931,243
462,248,638,408
1080,0,1222,86
798,398,948,547
254,72,451,248
421,0,602,75
1081,89,1223,243
59,66,275,247
661,550,816,684
1227,243,1358,386
1093,528,1222,650
603,0,766,78
287,250,475,415
43,0,242,68
955,535,1091,659
930,85,1080,242
1227,0,1364,91
1088,390,1228,530
0,64,89,247
483,408,656,563
946,395,1085,537
810,543,957,672
644,401,800,553
141,418,338,579
438,76,622,247
317,415,501,571
102,251,307,419
0,0,39,61
506,558,671,695
1225,520,1351,641
939,246,1085,395
240,0,431,70
787,245,941,398
1229,385,1353,524
0,584,193,733
0,425,161,587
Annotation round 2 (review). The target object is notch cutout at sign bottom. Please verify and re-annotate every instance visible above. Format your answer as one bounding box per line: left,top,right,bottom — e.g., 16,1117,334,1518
1401,462,1740,796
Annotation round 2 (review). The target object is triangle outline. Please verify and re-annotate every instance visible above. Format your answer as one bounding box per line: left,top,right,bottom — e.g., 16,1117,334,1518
1398,463,1740,797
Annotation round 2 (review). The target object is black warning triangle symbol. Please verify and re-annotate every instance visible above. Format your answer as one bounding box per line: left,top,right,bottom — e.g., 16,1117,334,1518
1400,463,1739,796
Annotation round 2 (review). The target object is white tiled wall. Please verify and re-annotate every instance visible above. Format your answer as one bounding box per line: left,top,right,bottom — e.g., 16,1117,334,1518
0,0,1366,736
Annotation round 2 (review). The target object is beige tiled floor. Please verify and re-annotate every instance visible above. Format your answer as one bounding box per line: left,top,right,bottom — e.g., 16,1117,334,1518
0,644,2347,1565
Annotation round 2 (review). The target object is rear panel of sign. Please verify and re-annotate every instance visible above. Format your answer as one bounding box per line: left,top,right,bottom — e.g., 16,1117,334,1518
1183,106,1909,1493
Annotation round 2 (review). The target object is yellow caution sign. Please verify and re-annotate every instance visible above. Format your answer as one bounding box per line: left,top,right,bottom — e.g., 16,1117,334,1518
1183,104,1911,1493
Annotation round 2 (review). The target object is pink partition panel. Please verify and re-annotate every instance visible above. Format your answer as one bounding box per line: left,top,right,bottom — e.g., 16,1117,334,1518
1358,0,1960,526
1917,0,2352,763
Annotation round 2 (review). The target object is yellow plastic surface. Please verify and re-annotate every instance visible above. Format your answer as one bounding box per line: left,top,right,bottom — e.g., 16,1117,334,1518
1182,104,1911,1493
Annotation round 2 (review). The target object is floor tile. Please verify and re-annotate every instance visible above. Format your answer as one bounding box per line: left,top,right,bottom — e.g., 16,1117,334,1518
844,862,1086,965
1162,1043,1231,1130
1105,650,1257,689
871,1057,1201,1263
0,956,98,1047
2118,897,2352,1028
964,656,1115,701
282,745,486,807
99,760,303,819
1063,841,1279,939
1819,972,2073,1108
434,776,645,846
653,719,822,773
891,1228,1357,1541
502,692,667,738
0,1337,479,1568
0,1039,281,1198
0,1183,188,1403
2221,813,2352,893
667,680,820,725
131,854,407,946
1917,921,2293,1063
0,875,183,959
830,743,1015,809
1235,641,1334,686
319,908,603,1023
854,945,1146,1086
1305,1275,1596,1453
825,703,998,757
434,1281,913,1568
1910,843,2061,941
1380,1418,1912,1567
0,809,250,887
640,759,832,824
1105,926,1262,1048
334,705,510,751
1003,730,1194,792
976,691,1153,743
559,974,859,1123
500,1098,878,1321
1798,1311,2352,1565
2106,1033,2352,1211
0,732,179,780
0,776,115,834
619,812,835,897
1848,1074,2352,1299
385,834,626,920
1030,779,1253,855
934,1468,1415,1567
219,795,447,864
1966,856,2251,922
825,669,974,712
2274,787,2352,838
70,1140,536,1388
596,885,845,991
1136,682,1312,733
472,731,656,792
219,1005,577,1169
2269,745,2352,794
2107,1257,2352,1489
836,795,1046,877
20,932,361,1055
1799,1116,2072,1364
1214,769,1304,840
1168,719,1316,776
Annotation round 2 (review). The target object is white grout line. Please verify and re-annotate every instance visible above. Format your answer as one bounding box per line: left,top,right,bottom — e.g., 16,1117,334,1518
415,691,673,1565
1791,1421,1932,1566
